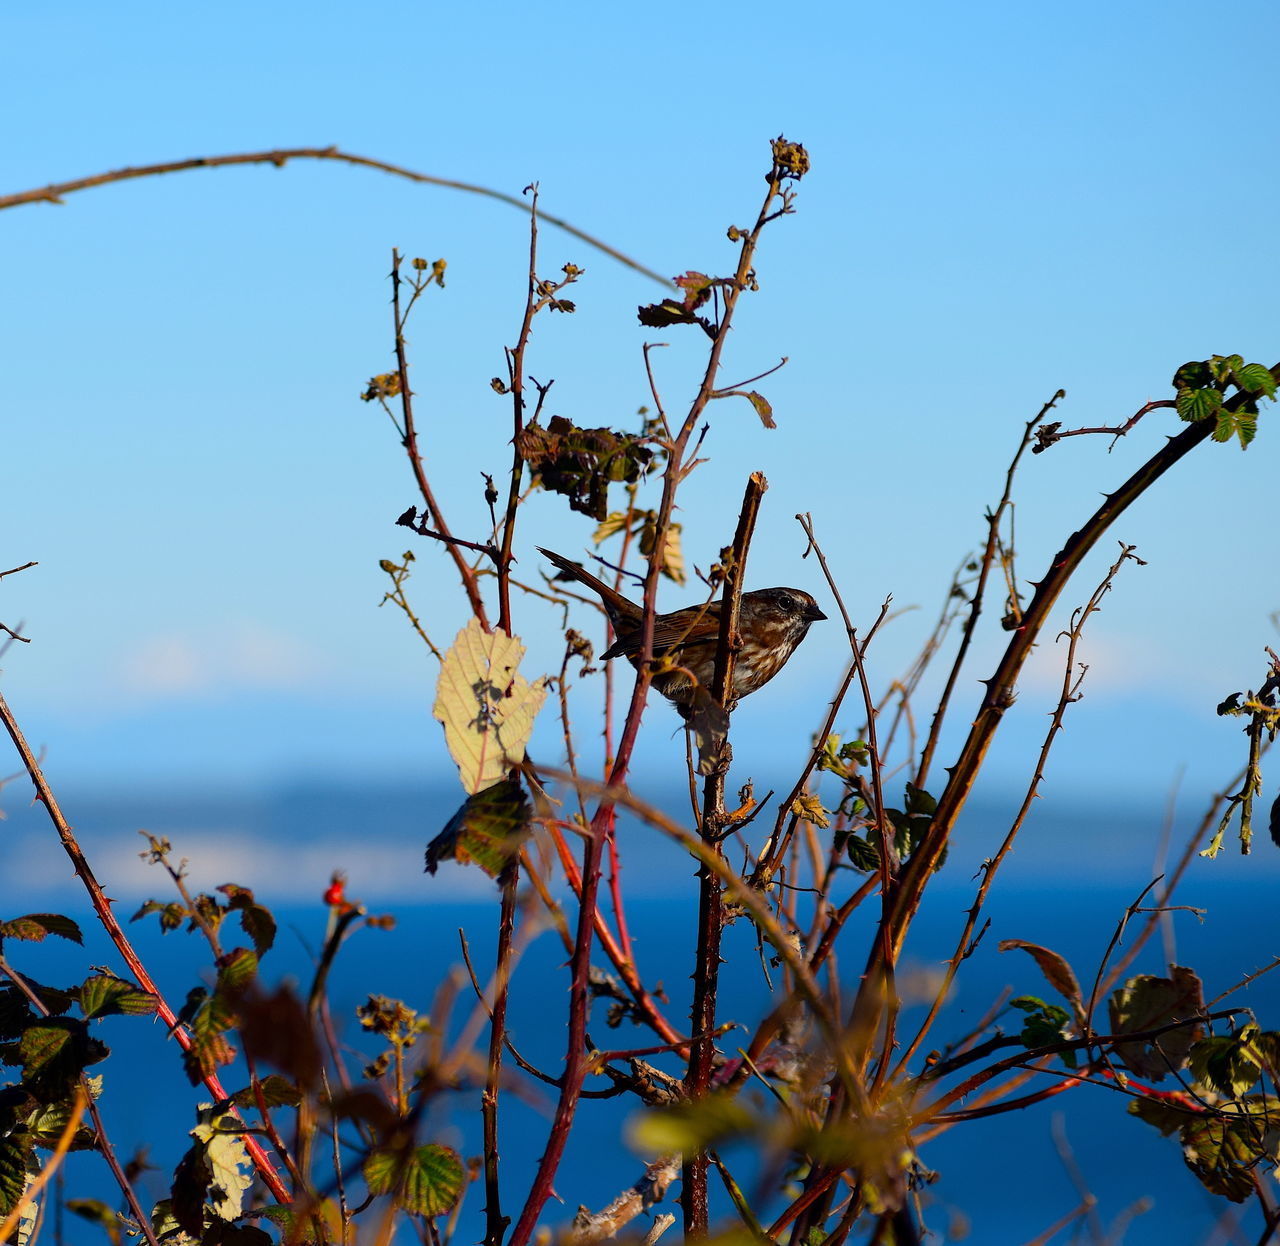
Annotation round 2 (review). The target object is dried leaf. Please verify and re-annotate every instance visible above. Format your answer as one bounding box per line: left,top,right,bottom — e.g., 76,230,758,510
516,416,652,521
432,620,548,795
1108,966,1205,1080
790,792,831,830
998,939,1084,1022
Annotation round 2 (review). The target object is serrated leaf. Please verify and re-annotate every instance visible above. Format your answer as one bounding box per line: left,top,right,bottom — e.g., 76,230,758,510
1235,362,1277,399
79,974,158,1020
236,905,276,958
217,888,276,957
1176,387,1222,422
0,914,83,945
432,619,548,794
426,776,531,878
844,833,880,873
0,1132,32,1217
998,939,1084,1021
1108,966,1205,1080
363,1144,465,1217
19,1018,107,1087
401,1145,464,1216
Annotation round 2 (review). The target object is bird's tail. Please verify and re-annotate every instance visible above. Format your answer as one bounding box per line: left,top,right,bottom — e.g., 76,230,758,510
536,547,636,619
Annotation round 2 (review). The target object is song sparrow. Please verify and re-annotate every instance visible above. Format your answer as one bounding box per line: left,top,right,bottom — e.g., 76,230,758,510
538,547,826,715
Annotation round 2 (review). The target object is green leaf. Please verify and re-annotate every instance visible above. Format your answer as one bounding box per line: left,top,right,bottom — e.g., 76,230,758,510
1209,354,1244,384
19,1018,108,1088
432,620,549,795
28,1095,96,1149
426,776,531,878
79,974,158,1020
0,914,83,945
398,1145,465,1217
1211,409,1258,448
1235,362,1276,399
1009,995,1073,1059
0,1132,32,1217
216,949,259,997
844,833,880,873
1188,1025,1266,1097
363,1143,465,1217
1172,361,1213,391
1176,386,1222,422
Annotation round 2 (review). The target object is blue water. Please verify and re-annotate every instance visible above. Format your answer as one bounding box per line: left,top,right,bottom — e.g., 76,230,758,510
4,783,1278,1243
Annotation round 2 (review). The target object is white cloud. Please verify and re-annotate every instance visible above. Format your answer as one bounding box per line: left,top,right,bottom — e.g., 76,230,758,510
3,829,497,904
118,623,332,700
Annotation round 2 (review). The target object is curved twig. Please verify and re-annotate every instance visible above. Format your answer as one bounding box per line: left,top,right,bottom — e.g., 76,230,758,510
0,146,673,287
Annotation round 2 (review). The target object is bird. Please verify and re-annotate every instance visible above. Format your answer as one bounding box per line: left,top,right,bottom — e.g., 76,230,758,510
538,546,826,716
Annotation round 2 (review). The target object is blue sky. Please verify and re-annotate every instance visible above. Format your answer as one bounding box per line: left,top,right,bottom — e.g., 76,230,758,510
3,1,1279,863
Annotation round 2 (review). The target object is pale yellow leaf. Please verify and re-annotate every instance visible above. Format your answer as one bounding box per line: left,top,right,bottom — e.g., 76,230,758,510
592,512,631,544
191,1105,252,1221
639,518,686,586
433,619,549,794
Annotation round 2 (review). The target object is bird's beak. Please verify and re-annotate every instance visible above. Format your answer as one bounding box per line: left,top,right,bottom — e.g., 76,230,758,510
806,603,828,622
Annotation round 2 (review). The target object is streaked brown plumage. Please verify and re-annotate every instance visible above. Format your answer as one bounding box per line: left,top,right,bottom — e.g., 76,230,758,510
538,546,826,714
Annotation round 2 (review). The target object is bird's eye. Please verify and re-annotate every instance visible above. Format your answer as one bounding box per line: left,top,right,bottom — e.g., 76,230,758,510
775,592,795,612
